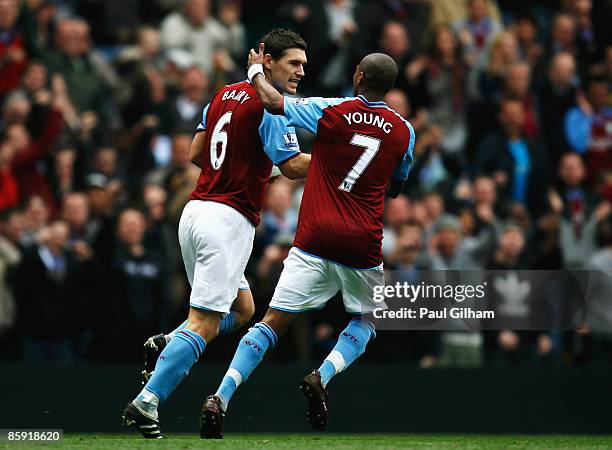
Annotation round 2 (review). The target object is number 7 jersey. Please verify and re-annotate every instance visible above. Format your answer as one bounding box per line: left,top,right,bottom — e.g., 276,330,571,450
189,81,301,226
285,95,415,268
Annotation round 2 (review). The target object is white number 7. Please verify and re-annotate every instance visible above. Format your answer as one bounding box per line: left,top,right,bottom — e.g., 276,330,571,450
338,133,381,192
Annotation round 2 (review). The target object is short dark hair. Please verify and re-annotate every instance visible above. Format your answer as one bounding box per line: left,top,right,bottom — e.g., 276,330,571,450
359,53,398,95
259,29,307,60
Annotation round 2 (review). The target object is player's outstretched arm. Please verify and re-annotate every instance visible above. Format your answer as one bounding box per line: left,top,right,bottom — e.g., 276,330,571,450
248,43,284,115
189,131,206,169
278,153,311,179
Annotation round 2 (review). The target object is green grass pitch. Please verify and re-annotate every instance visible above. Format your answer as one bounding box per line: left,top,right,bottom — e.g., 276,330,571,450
3,434,612,449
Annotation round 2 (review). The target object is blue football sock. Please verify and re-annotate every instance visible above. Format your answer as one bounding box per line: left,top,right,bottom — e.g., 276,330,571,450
215,322,277,411
167,312,236,341
318,319,376,388
218,312,237,335
139,329,206,405
166,320,188,341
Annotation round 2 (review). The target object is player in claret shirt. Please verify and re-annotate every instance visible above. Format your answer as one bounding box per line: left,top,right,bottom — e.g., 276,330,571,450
201,48,415,438
122,29,310,439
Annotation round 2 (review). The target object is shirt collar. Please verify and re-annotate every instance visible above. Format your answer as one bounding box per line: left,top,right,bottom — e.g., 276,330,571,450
358,95,386,106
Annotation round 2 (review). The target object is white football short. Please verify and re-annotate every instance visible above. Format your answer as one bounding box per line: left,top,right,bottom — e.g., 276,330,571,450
178,200,254,314
270,247,384,314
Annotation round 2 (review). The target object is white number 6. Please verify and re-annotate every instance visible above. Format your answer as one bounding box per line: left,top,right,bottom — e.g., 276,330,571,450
210,111,232,170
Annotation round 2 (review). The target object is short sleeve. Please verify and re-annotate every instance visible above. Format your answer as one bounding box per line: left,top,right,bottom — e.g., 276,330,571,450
196,103,210,132
258,110,301,165
283,96,348,135
392,122,416,181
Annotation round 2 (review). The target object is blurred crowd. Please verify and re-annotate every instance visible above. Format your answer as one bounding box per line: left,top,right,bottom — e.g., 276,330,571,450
0,0,611,367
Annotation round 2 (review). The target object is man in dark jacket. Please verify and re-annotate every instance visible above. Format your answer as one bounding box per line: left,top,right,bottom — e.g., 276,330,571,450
474,98,549,219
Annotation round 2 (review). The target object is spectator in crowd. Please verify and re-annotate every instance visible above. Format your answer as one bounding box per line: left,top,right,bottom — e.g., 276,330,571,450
91,146,120,181
159,0,245,79
61,192,95,246
550,153,610,268
142,183,183,319
429,0,501,33
377,21,415,94
583,216,612,363
166,65,209,133
21,194,50,248
84,173,118,268
407,24,468,159
0,0,28,97
539,52,578,167
382,194,412,258
453,0,502,68
0,209,20,338
472,175,502,226
513,12,544,72
386,220,426,275
13,219,98,362
477,31,521,101
428,215,481,270
564,76,612,183
258,179,299,250
503,62,539,140
106,208,167,360
484,223,555,366
49,147,79,204
566,0,598,70
145,132,192,193
475,98,548,219
284,0,357,95
41,19,109,128
352,0,430,70
0,142,19,212
548,13,577,58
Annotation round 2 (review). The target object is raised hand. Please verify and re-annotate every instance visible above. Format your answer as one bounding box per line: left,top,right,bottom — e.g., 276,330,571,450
248,42,265,69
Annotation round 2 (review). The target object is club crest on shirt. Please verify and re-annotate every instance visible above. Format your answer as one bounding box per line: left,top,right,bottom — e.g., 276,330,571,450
293,97,309,106
283,132,299,147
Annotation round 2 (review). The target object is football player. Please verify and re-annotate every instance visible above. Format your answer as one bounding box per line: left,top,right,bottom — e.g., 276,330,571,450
200,47,415,438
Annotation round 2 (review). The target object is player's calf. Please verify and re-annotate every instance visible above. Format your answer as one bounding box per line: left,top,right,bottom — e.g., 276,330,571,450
141,294,252,384
317,318,376,388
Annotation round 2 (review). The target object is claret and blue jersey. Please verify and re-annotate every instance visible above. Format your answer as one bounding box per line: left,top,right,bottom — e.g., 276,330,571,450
189,80,301,226
284,95,415,269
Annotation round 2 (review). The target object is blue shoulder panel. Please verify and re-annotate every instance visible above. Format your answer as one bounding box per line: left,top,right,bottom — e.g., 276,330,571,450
392,121,416,181
196,103,210,132
283,96,350,135
258,110,301,165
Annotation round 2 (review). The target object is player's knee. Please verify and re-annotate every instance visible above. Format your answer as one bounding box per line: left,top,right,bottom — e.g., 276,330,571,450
261,308,295,336
186,308,222,342
233,290,255,328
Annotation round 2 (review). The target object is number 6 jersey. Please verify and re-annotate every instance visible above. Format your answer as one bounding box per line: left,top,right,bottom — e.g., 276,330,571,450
189,80,301,226
285,95,415,269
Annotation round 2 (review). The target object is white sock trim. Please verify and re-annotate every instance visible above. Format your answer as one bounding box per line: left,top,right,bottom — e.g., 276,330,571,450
226,368,243,387
132,401,158,421
140,388,160,406
325,350,346,374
